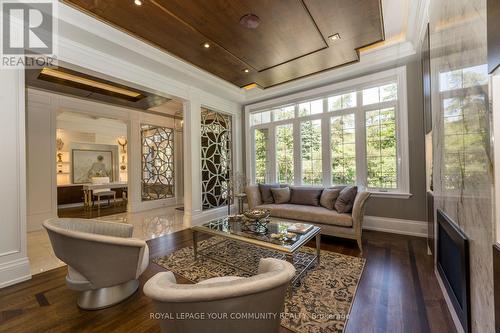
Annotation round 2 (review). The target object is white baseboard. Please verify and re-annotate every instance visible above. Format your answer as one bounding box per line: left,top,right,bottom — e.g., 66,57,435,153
363,215,427,237
0,257,31,289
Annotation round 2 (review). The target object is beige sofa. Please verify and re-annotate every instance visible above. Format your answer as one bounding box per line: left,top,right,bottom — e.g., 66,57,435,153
144,258,295,333
245,185,371,252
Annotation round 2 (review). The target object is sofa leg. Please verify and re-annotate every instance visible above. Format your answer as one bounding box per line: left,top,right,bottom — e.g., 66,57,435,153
357,238,363,253
77,279,139,310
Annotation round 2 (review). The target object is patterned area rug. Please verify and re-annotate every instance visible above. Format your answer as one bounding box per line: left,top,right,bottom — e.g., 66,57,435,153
153,237,365,333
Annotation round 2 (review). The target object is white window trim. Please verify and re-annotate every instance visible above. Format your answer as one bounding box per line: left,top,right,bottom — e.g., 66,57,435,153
244,66,411,199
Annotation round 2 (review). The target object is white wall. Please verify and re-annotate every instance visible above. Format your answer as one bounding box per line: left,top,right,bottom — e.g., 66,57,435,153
0,70,31,287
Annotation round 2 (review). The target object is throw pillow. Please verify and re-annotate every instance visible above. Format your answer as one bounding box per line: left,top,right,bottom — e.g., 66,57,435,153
289,187,323,206
320,188,341,210
258,183,281,204
270,187,291,204
335,186,358,213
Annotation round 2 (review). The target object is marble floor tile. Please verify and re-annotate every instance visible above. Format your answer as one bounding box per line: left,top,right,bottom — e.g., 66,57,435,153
27,206,189,276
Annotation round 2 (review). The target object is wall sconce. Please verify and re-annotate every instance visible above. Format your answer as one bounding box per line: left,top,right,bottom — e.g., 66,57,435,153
117,137,128,171
56,138,64,172
117,137,128,154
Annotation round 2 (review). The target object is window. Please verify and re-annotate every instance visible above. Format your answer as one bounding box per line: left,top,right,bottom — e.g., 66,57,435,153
276,124,294,183
331,114,356,184
299,99,323,117
362,83,397,105
273,105,295,121
246,67,409,196
366,108,397,188
328,92,356,111
254,128,269,183
301,119,322,185
250,110,270,126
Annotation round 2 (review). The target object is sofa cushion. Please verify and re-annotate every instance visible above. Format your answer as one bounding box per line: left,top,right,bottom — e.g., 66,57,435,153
256,204,352,227
271,187,290,204
335,186,358,213
320,188,341,210
258,183,281,204
289,187,323,206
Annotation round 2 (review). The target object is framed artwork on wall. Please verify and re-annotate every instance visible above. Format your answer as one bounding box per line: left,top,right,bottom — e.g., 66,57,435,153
72,149,114,184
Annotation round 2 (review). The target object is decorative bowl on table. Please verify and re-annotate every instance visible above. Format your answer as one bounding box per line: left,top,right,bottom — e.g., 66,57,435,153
242,209,271,234
243,209,271,221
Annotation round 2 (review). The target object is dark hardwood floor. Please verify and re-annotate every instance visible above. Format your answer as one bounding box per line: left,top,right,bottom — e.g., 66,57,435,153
0,230,455,333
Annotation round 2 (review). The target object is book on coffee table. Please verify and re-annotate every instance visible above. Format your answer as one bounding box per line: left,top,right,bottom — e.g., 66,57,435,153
287,223,313,234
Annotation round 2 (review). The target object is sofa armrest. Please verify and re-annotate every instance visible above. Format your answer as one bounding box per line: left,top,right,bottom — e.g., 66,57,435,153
351,191,371,232
245,185,262,209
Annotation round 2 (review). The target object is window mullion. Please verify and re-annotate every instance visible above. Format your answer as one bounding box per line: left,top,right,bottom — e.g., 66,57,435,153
293,118,301,185
268,126,276,183
322,98,331,186
355,92,367,189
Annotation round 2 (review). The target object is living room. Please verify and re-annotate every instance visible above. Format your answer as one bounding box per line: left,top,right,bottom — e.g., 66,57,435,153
0,0,499,332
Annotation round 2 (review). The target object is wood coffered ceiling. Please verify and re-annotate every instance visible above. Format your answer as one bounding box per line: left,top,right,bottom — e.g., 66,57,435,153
63,0,385,89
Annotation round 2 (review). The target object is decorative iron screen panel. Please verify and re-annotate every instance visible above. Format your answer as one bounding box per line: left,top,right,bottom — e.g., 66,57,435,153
141,124,175,201
201,108,232,210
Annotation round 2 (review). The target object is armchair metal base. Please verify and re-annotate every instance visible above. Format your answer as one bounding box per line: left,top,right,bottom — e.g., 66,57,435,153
77,279,139,310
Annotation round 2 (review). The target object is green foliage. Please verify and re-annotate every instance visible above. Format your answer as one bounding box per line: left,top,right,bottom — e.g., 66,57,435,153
254,129,268,183
365,108,397,188
276,124,294,183
300,120,322,184
331,115,356,184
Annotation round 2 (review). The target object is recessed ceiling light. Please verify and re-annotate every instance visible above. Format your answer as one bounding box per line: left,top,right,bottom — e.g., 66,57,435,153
134,0,142,6
328,33,341,41
243,69,250,73
203,42,210,48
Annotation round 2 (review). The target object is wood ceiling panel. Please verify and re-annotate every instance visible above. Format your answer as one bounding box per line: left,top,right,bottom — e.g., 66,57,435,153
154,0,327,71
304,0,383,48
62,0,384,89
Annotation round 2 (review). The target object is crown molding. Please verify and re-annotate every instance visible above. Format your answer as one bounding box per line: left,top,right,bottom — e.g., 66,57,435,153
243,41,416,104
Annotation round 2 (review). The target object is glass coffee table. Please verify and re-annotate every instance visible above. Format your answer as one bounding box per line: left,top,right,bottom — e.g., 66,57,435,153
191,217,321,284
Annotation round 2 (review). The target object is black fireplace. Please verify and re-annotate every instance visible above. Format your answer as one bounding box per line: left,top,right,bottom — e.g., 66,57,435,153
436,209,471,332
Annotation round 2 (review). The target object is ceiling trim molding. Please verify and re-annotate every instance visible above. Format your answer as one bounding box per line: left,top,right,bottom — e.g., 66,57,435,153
244,41,416,104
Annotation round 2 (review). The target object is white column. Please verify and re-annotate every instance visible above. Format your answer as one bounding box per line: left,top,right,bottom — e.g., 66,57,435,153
0,69,31,288
182,95,202,221
26,91,58,231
